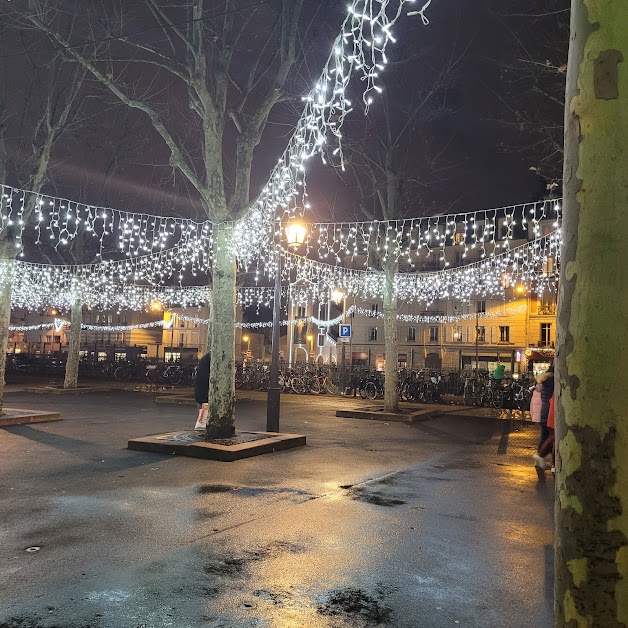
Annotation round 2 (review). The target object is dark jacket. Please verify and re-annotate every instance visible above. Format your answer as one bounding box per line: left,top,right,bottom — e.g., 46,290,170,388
538,370,555,424
194,353,210,405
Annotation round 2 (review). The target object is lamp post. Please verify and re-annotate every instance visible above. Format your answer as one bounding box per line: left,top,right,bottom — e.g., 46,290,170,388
242,334,250,357
267,219,307,432
332,289,347,394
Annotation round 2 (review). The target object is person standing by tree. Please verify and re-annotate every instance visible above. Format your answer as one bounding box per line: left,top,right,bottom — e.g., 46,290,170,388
194,352,211,408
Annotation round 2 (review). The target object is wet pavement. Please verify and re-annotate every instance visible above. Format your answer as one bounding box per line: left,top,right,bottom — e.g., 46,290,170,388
0,390,553,627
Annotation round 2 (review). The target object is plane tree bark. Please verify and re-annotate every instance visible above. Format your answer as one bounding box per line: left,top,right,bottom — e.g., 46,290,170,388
555,0,627,624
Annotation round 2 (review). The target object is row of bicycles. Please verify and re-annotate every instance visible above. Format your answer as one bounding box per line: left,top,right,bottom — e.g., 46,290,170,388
353,368,534,409
236,364,339,395
110,360,535,406
111,361,197,385
354,369,447,402
462,373,533,409
11,353,535,406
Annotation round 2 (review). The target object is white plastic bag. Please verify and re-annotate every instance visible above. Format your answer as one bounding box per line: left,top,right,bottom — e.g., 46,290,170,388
195,403,208,431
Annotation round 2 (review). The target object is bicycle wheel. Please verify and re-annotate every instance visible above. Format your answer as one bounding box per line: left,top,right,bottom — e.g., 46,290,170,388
146,367,162,384
365,381,377,400
491,389,504,408
169,369,183,385
291,377,306,394
308,378,321,395
474,387,485,406
113,366,127,381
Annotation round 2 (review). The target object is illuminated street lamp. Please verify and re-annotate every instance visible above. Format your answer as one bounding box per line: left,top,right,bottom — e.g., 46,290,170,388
242,335,250,353
267,218,308,432
285,221,307,248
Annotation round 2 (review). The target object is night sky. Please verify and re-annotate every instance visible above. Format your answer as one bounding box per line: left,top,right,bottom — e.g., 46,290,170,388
0,0,568,223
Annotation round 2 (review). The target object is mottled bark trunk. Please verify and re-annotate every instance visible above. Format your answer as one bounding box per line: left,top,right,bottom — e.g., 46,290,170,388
383,259,399,413
206,226,236,439
555,1,628,626
205,293,213,356
0,253,14,414
63,296,82,389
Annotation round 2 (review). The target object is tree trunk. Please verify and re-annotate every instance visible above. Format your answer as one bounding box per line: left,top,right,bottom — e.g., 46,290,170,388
205,297,213,356
0,253,14,414
206,226,236,439
555,2,628,626
383,259,399,413
63,296,82,389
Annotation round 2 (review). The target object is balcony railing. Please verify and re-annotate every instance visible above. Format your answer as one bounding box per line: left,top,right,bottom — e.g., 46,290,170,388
536,304,557,316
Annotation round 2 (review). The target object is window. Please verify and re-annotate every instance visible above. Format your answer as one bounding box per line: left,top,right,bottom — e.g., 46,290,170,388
408,327,416,342
476,326,486,342
319,305,326,320
499,326,510,343
476,300,486,314
179,333,187,347
453,326,463,342
369,327,378,341
53,335,61,343
429,326,439,342
317,333,325,347
296,305,306,319
541,323,552,347
371,303,379,316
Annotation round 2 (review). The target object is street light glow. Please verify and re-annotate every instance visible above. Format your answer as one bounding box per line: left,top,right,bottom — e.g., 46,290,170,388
285,220,308,248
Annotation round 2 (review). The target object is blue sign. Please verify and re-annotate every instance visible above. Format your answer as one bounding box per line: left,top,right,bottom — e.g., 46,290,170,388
339,324,351,339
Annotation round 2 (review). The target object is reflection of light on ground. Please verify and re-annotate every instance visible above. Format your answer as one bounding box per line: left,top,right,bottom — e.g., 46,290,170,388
239,499,373,625
319,481,348,501
499,520,552,545
86,589,132,604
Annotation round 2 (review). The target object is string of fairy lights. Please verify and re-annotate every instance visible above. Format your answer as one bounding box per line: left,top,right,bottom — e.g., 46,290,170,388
0,0,432,266
3,225,560,314
281,230,561,306
229,0,434,264
0,1,564,338
10,301,529,334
